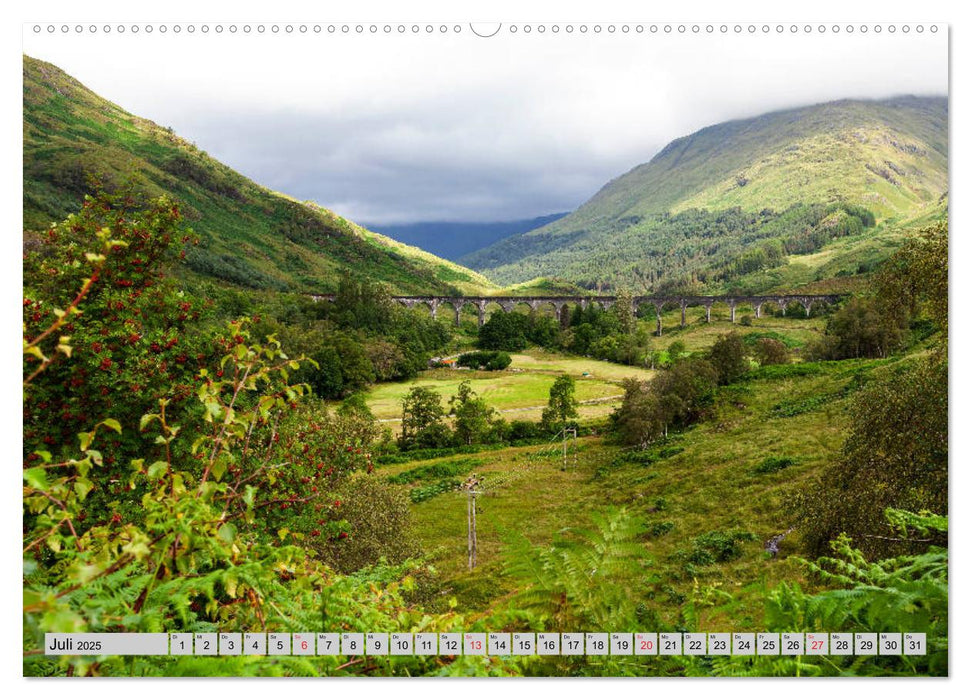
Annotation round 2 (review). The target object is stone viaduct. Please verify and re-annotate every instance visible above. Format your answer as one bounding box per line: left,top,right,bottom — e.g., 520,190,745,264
312,294,842,335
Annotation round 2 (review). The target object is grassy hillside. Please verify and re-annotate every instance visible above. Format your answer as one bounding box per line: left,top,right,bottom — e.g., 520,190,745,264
465,96,947,292
22,56,494,295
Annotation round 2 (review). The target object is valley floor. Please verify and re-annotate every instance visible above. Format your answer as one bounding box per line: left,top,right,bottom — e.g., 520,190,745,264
368,315,892,630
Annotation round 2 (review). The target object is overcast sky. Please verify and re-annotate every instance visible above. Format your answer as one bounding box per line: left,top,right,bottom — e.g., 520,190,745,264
23,26,947,224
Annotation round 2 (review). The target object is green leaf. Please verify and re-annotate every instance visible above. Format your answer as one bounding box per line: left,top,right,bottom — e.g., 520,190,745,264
78,431,93,452
217,523,237,544
100,418,122,433
147,461,169,479
23,468,49,491
139,414,158,431
76,455,93,477
224,571,238,597
74,478,94,500
210,457,228,481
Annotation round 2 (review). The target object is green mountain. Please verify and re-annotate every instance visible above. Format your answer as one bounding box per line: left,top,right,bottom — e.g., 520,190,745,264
22,56,494,295
463,96,948,293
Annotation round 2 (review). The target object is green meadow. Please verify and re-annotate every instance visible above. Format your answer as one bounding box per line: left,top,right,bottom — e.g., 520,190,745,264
377,351,896,628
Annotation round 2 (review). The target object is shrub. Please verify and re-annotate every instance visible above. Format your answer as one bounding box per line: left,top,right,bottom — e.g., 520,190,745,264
316,475,420,574
751,455,796,474
456,350,511,371
753,337,791,366
409,478,461,503
505,420,543,442
685,530,757,565
647,521,675,537
387,457,485,485
807,297,908,360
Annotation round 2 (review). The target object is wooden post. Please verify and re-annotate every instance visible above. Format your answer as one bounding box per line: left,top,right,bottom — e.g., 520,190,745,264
571,427,578,471
471,492,477,570
467,491,473,571
562,427,567,471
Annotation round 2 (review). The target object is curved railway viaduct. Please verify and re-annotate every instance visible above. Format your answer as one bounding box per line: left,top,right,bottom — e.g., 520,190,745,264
312,293,843,335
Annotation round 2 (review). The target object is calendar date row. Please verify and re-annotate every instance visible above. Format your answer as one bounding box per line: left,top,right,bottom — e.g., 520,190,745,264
46,631,926,657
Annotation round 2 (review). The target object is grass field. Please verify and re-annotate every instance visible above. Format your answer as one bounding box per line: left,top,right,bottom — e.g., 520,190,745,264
358,351,655,427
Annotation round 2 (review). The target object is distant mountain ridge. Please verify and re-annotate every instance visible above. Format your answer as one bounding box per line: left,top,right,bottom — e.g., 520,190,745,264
463,95,948,293
22,56,494,295
364,213,567,262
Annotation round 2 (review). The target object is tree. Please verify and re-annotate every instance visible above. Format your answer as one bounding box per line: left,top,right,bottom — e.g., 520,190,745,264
613,358,717,446
876,219,948,337
449,380,499,445
613,290,637,336
308,346,344,398
707,332,749,384
795,352,947,559
613,378,667,447
542,375,579,432
478,311,530,351
399,386,450,450
332,273,395,334
337,340,377,393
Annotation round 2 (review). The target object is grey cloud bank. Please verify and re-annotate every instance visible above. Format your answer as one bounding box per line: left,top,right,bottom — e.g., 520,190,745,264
23,30,947,224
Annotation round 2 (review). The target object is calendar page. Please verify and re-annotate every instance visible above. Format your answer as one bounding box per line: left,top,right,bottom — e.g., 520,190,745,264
20,5,949,683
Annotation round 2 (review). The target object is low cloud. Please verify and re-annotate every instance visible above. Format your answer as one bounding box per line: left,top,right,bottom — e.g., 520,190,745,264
25,30,947,224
